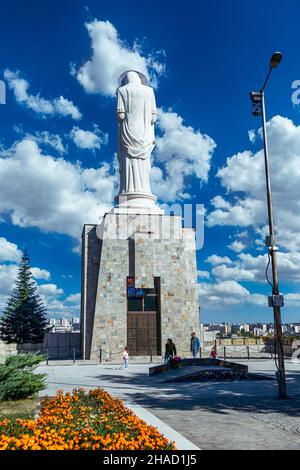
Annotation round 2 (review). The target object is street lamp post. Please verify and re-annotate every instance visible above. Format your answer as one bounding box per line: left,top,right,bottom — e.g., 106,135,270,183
250,52,287,399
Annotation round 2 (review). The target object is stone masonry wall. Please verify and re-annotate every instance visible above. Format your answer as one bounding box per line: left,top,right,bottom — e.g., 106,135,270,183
81,213,199,360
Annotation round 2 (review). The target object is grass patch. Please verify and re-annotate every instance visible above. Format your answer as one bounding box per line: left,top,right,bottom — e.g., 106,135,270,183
0,395,39,420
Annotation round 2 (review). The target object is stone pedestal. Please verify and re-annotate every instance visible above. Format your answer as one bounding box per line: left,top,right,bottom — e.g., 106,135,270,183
113,192,164,214
80,213,199,361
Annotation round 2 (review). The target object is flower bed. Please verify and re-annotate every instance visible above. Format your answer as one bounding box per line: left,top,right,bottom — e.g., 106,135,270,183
0,388,175,450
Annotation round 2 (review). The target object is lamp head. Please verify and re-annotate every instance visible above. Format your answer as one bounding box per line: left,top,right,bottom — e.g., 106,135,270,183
270,51,283,68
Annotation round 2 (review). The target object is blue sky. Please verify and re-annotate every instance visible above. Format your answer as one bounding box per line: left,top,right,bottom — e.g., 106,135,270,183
1,0,300,323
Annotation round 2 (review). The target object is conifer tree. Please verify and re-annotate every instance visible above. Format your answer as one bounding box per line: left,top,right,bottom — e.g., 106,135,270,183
0,250,48,344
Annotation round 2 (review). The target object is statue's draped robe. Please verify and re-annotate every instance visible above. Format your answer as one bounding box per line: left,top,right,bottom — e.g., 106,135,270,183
117,82,156,194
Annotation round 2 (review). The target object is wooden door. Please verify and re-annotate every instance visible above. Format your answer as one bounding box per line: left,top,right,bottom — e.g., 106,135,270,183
127,312,157,355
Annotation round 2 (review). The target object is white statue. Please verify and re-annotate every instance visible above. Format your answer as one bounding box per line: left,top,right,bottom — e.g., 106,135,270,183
116,71,157,195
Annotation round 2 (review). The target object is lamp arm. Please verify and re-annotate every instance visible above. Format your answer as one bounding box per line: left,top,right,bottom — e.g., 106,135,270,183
261,67,273,93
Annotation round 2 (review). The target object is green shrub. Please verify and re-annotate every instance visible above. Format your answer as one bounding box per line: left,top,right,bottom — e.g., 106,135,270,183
0,353,46,401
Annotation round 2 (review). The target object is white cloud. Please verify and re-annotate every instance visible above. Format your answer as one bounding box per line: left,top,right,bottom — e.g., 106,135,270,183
70,125,108,150
199,280,259,306
65,293,81,303
228,240,246,253
212,264,255,281
207,195,264,228
284,293,300,306
201,117,300,310
238,252,300,283
28,131,66,154
36,283,80,317
248,129,256,144
0,237,22,262
199,277,300,309
0,139,118,238
13,127,66,155
37,284,64,297
74,19,165,96
0,264,18,296
207,115,300,251
206,251,300,284
151,109,216,201
4,69,81,120
31,267,51,281
197,270,210,279
43,298,80,317
210,195,231,210
205,254,233,266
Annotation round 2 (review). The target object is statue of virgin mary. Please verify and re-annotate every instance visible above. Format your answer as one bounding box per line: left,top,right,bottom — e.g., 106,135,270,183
116,70,157,196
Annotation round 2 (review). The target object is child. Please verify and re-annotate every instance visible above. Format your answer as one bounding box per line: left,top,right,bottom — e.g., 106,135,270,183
210,345,217,359
122,346,129,369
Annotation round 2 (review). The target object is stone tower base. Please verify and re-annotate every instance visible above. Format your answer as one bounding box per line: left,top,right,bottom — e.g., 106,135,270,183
80,213,199,361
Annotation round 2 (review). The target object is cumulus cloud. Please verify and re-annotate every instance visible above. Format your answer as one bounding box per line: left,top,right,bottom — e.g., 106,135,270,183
284,293,300,306
197,270,210,279
238,252,300,283
28,131,66,154
204,117,300,309
0,264,19,297
207,115,300,251
70,125,108,150
228,240,246,253
198,277,300,309
205,251,300,284
37,284,64,297
198,280,265,307
65,293,81,303
151,109,216,201
207,195,264,228
211,264,255,281
36,286,80,318
42,298,80,318
74,19,165,96
31,267,51,281
0,139,118,238
4,69,81,119
0,237,22,262
205,254,233,266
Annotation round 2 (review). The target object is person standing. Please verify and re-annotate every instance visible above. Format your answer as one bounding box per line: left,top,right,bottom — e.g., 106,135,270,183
164,338,177,364
190,332,201,358
122,346,129,369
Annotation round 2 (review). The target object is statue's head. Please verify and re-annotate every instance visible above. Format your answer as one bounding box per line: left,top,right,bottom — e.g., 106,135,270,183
118,70,148,87
127,71,141,84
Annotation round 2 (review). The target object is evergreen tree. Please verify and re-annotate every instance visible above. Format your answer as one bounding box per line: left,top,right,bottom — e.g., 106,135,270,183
0,250,48,344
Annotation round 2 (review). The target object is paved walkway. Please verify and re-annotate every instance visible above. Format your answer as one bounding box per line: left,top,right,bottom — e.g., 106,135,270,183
37,359,300,450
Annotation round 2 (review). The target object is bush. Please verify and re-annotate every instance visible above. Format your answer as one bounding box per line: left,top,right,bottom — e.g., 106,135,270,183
0,353,46,401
